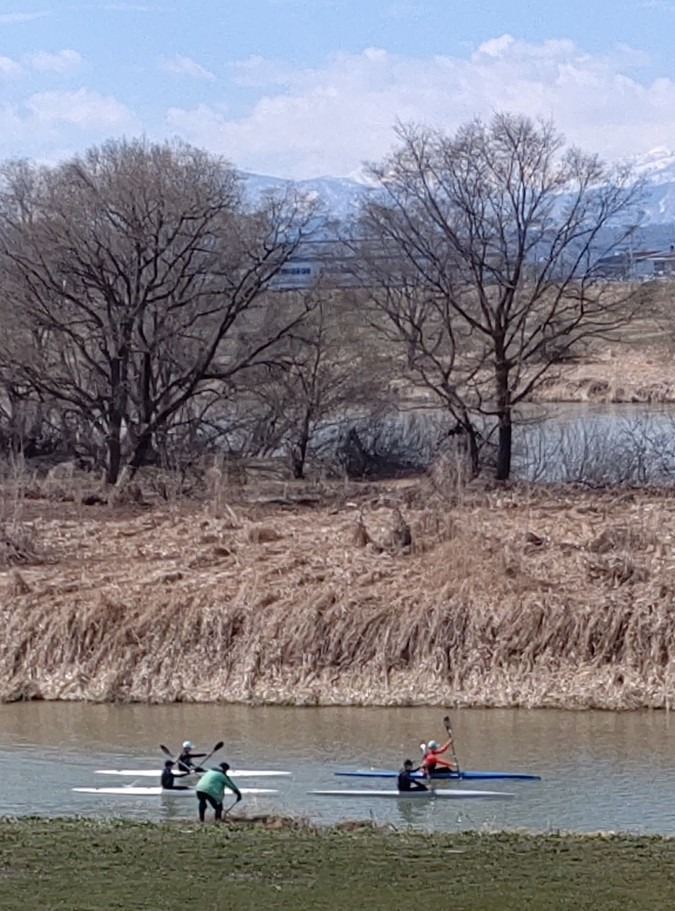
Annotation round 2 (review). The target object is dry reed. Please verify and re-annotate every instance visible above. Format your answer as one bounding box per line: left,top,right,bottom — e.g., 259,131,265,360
2,481,675,708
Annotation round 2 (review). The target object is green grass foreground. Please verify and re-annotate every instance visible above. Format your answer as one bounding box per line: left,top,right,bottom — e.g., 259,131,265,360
1,818,675,911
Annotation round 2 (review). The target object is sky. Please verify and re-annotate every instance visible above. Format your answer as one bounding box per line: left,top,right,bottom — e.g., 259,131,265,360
1,0,675,180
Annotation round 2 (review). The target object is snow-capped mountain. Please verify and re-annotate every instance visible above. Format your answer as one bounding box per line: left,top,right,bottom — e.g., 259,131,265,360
627,147,675,184
242,148,675,233
241,171,375,223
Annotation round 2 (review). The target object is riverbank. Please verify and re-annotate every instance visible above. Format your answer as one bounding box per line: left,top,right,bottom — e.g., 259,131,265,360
532,341,675,404
0,817,673,911
2,479,675,708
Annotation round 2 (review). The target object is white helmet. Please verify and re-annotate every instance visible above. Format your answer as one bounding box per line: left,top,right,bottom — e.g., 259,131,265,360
182,741,193,750
428,740,438,749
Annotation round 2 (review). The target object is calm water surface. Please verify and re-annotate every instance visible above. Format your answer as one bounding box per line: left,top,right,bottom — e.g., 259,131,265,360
1,703,674,835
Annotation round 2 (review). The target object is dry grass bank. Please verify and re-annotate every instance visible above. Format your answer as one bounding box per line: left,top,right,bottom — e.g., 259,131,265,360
2,477,675,709
533,343,675,405
532,279,675,404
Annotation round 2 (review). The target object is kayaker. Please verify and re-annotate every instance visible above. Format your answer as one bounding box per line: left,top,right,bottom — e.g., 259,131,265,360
421,739,457,775
195,761,242,822
397,759,428,792
161,760,191,791
176,741,206,773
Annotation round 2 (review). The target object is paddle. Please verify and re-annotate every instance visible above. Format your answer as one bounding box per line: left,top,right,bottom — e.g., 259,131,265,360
443,714,461,775
222,797,239,819
199,741,224,769
159,741,223,774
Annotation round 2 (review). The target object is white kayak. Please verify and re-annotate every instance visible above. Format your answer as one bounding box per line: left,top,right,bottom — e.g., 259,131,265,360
309,789,515,800
73,786,278,797
95,769,291,779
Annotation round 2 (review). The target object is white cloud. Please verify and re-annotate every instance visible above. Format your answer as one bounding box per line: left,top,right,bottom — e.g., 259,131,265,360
229,55,295,88
165,38,675,179
102,4,163,10
0,11,49,24
28,49,82,74
0,55,22,77
160,54,215,81
0,88,140,158
26,88,137,129
640,1,675,10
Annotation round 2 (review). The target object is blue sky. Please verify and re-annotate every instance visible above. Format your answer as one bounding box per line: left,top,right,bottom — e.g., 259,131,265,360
1,0,675,178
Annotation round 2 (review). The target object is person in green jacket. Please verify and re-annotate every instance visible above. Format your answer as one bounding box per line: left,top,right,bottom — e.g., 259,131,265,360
195,762,242,822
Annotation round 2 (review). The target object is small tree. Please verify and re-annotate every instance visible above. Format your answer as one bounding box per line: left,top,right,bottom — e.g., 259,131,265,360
244,289,388,478
359,113,644,479
0,139,319,483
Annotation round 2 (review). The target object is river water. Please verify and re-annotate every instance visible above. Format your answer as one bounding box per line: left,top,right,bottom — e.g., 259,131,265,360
1,703,675,835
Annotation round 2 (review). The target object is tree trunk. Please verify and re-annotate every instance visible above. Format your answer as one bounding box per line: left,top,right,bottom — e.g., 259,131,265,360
466,424,481,478
291,411,312,479
496,414,512,481
127,428,154,479
106,412,123,484
495,361,512,481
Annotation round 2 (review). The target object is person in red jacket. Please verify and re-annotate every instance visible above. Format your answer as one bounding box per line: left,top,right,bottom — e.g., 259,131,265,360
420,738,457,775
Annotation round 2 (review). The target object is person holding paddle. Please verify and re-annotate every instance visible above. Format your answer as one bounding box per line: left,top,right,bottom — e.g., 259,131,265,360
421,739,456,775
161,760,191,791
397,759,428,792
160,740,224,774
195,762,242,823
420,715,461,776
176,741,206,773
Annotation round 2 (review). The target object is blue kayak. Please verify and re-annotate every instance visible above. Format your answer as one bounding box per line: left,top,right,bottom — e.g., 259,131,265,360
335,768,541,782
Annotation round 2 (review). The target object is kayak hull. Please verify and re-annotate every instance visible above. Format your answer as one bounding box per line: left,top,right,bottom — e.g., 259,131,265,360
335,769,541,782
73,786,278,797
95,769,291,779
310,789,515,800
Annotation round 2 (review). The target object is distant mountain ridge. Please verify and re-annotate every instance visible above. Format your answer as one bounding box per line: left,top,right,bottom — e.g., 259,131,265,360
241,171,373,223
242,148,675,244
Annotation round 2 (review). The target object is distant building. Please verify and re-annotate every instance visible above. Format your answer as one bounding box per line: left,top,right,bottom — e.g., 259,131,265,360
268,238,401,291
634,246,675,279
594,246,675,280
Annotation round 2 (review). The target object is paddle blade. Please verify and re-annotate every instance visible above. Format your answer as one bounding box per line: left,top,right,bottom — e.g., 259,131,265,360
160,744,174,759
443,715,453,736
212,741,224,753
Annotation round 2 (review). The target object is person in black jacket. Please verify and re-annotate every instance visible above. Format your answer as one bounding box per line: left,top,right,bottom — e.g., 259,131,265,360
397,759,428,792
176,741,206,773
161,760,191,790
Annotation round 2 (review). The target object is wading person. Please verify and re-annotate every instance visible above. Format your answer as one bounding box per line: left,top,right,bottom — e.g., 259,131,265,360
421,739,457,775
195,762,242,823
397,759,428,792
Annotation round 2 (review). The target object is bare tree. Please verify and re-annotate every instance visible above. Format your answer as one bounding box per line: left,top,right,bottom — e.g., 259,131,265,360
358,113,644,479
0,138,319,483
244,289,388,478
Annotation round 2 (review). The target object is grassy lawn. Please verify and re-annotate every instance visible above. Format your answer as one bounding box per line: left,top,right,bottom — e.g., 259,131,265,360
0,818,674,910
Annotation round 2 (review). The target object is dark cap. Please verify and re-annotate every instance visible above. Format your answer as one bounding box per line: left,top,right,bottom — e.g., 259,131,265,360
219,761,230,772
164,760,174,768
